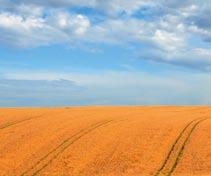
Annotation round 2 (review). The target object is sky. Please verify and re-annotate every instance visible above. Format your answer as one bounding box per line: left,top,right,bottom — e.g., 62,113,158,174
0,0,211,106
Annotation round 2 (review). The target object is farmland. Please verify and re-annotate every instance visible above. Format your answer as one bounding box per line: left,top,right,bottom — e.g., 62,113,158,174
0,106,210,176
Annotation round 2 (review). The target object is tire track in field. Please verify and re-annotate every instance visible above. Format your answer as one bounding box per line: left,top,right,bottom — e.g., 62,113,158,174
21,119,115,176
154,118,200,176
0,109,105,131
0,114,44,130
0,110,69,130
155,117,210,176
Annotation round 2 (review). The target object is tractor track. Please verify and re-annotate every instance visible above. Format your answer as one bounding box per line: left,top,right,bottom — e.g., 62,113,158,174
0,110,71,130
155,117,210,176
21,119,116,176
0,114,44,130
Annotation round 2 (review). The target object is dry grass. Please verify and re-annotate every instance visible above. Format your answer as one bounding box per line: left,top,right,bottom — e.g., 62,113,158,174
0,106,210,176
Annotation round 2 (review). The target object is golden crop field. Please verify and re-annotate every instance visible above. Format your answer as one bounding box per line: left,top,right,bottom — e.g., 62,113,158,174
0,106,210,176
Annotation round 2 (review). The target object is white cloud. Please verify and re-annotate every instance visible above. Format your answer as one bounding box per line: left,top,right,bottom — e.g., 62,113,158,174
15,4,44,17
152,30,186,52
0,11,90,47
0,12,44,29
140,47,211,71
85,18,155,45
51,12,90,36
194,48,211,57
0,12,60,47
0,0,211,70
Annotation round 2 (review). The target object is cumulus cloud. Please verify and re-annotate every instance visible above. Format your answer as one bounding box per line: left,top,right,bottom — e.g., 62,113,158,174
49,12,90,36
0,0,211,70
152,30,186,52
0,10,90,47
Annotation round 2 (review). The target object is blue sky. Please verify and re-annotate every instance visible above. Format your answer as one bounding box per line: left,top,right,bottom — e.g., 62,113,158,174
0,0,211,106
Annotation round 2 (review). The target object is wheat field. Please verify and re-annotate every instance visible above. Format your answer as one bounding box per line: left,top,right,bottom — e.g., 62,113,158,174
0,106,210,176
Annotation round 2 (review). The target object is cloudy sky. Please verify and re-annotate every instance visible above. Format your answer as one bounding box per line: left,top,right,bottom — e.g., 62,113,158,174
0,0,211,106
